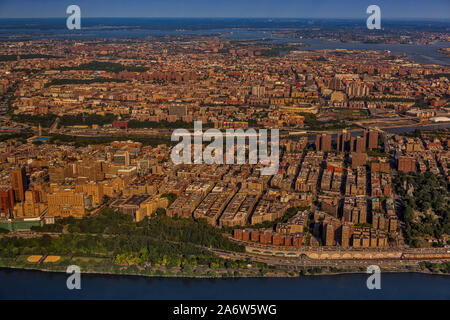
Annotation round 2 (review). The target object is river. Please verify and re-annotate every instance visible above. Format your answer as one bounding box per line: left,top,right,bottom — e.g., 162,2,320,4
0,269,448,299
0,18,448,65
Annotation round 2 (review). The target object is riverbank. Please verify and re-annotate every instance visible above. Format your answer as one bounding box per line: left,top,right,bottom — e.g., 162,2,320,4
0,264,448,278
1,258,448,279
0,256,292,278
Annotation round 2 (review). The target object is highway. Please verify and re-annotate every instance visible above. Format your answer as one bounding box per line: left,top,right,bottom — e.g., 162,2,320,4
209,247,449,269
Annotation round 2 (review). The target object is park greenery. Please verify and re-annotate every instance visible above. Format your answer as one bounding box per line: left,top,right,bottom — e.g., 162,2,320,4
298,112,356,130
10,112,214,132
11,113,118,128
349,96,417,103
45,78,127,87
404,128,449,140
128,119,214,129
11,68,43,74
394,172,450,247
161,193,178,206
0,54,60,62
58,61,148,73
1,208,245,273
48,133,174,148
423,73,450,80
11,113,57,127
419,261,450,274
60,113,118,126
0,131,33,143
258,45,296,57
366,149,390,158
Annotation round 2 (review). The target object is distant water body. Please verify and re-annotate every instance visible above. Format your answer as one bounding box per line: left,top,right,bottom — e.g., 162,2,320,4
296,39,450,66
0,18,449,65
0,269,448,300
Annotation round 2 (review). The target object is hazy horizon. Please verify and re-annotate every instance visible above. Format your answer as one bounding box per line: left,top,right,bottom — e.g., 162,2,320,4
0,0,449,19
0,17,449,20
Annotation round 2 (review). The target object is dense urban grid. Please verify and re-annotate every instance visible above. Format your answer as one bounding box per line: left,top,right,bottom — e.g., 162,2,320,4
0,33,449,277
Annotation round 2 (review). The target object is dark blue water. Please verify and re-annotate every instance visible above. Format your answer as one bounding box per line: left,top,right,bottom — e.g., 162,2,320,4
0,269,448,299
0,18,449,65
385,123,450,134
295,39,450,65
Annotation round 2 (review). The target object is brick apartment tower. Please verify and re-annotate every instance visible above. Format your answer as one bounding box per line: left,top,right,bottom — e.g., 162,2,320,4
316,134,332,152
323,223,335,246
11,167,28,202
355,136,366,153
0,188,15,217
337,130,351,152
398,156,416,173
367,130,379,149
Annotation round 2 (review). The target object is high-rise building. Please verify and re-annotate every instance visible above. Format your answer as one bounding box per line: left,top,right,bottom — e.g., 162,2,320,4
49,165,74,184
320,196,339,217
251,86,265,97
323,223,335,246
347,83,370,98
47,189,87,218
340,223,351,248
371,159,390,173
337,130,351,152
367,130,379,149
327,78,344,91
169,104,187,117
355,136,366,153
388,216,398,233
398,156,416,173
351,152,368,168
13,190,46,217
322,134,332,151
76,160,104,181
75,182,104,206
315,135,320,151
0,187,14,217
112,151,130,166
11,167,28,202
315,134,332,152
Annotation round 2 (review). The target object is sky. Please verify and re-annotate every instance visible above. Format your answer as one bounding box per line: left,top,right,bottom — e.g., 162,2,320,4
0,0,449,19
